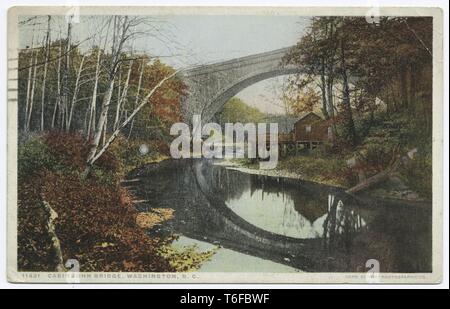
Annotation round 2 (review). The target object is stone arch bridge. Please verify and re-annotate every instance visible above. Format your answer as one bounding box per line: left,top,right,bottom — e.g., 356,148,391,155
179,46,302,123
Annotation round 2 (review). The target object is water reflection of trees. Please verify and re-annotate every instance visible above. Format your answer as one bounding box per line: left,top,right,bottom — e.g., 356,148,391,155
322,194,367,254
209,167,251,201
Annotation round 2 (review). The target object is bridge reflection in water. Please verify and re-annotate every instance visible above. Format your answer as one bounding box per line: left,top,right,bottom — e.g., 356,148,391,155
128,159,431,273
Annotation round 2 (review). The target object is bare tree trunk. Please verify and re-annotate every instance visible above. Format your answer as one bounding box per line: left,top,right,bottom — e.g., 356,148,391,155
114,65,122,131
24,48,35,132
60,19,72,131
87,76,115,168
85,16,129,173
345,149,416,194
26,55,38,131
51,97,59,128
87,48,101,139
102,114,108,146
114,60,133,131
67,55,85,131
128,58,145,139
92,95,96,136
40,16,51,131
326,77,334,117
320,57,329,119
51,37,62,129
339,37,356,147
23,21,37,132
325,19,337,135
40,54,48,131
83,105,90,133
85,70,179,171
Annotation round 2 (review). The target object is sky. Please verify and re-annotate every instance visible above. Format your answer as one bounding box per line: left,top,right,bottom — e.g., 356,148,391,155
19,15,311,114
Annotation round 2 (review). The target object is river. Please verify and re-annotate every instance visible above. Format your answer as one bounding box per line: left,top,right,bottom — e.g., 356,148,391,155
127,159,432,273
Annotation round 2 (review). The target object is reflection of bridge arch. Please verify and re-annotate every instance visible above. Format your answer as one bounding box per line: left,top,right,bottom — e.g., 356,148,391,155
179,46,304,122
190,160,357,271
129,159,370,271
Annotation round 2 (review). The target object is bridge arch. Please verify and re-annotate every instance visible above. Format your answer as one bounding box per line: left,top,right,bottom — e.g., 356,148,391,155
179,46,305,123
206,67,302,120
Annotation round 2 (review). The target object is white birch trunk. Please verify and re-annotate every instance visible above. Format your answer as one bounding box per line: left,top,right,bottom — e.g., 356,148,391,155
128,58,145,139
114,60,133,131
26,55,38,131
61,21,72,131
85,16,129,170
40,16,51,131
24,48,34,132
51,38,62,129
67,55,85,131
87,48,101,139
89,70,179,166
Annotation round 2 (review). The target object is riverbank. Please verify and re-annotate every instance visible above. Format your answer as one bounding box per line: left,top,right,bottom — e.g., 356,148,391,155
17,132,214,272
218,151,429,203
18,133,174,272
216,154,350,188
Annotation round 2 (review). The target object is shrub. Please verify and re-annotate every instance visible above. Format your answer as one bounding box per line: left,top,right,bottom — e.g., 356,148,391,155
43,132,89,171
18,137,58,180
43,132,122,179
158,241,217,272
40,170,175,272
17,132,205,272
354,112,432,194
400,151,432,199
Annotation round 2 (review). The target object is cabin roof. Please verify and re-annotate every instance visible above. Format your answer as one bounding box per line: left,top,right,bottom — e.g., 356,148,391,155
295,112,323,124
263,115,299,134
263,112,324,134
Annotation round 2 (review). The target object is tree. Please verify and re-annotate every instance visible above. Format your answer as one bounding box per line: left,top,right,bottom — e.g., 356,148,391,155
39,15,51,131
283,17,340,120
60,16,73,131
285,16,433,148
286,87,321,115
84,68,180,174
337,33,357,146
217,97,265,125
82,16,184,176
17,15,186,177
86,47,102,138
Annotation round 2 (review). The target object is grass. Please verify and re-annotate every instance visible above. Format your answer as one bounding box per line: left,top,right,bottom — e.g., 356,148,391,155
277,153,352,187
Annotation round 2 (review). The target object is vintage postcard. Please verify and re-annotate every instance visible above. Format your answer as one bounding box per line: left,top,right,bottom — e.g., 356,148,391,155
7,6,443,284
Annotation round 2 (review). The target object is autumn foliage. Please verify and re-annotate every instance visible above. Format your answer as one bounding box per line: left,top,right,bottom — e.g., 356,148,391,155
40,171,173,271
43,132,121,173
18,179,58,271
18,133,175,272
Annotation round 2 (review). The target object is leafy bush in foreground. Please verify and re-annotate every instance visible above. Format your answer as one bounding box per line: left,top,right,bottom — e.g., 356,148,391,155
40,171,174,272
17,133,175,272
18,132,211,272
18,137,57,180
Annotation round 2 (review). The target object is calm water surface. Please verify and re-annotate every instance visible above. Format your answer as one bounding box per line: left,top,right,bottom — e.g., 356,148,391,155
128,159,432,273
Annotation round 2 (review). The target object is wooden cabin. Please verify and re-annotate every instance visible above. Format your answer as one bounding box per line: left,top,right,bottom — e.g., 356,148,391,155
293,112,333,149
261,112,333,154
